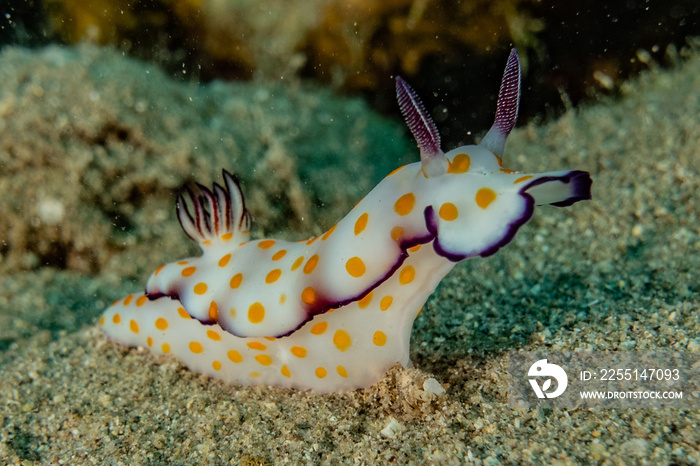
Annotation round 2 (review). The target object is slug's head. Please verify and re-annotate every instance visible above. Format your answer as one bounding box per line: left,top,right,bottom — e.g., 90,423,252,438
396,49,591,261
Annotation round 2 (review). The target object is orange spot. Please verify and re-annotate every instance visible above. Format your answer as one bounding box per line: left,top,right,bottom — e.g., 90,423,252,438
229,273,243,289
301,287,316,305
207,329,221,341
112,313,121,324
266,269,282,284
272,250,287,261
136,295,148,307
129,320,139,334
310,322,328,335
321,224,337,241
337,365,348,378
388,165,404,176
315,367,327,378
514,175,533,184
202,240,211,246
123,295,133,306
100,316,105,326
394,193,415,216
354,213,369,235
333,330,352,352
177,261,188,265
218,254,232,267
279,293,287,305
291,346,307,358
399,265,415,285
221,232,233,241
208,301,219,321
229,307,237,318
255,354,272,366
448,153,471,173
258,239,275,249
182,266,196,277
247,341,267,351
390,226,404,242
194,282,208,295
264,337,276,341
162,343,171,354
154,265,165,276
248,302,265,323
177,307,190,319
291,256,304,271
155,317,168,330
146,337,153,347
358,291,373,309
409,244,421,253
189,341,204,353
345,257,366,278
500,167,515,174
227,350,243,363
249,372,261,378
306,236,320,245
475,188,497,209
303,255,319,274
212,360,222,371
380,296,393,311
439,202,458,221
373,331,387,346
281,365,291,378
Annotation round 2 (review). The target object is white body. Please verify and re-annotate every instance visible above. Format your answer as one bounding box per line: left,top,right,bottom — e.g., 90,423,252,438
100,51,591,392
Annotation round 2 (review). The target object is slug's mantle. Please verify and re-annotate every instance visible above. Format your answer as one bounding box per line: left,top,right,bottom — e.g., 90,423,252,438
100,49,592,393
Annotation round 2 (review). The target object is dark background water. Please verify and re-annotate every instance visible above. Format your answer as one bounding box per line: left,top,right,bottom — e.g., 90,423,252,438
2,0,698,148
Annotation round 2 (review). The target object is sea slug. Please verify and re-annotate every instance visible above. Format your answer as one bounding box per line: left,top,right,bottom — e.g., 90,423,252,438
100,49,592,392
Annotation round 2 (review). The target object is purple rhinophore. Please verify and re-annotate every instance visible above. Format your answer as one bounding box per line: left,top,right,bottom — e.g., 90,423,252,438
480,48,521,157
395,76,443,158
492,48,521,138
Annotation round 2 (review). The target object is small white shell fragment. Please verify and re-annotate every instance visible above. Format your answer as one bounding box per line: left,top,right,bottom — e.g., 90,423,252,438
380,418,403,438
38,198,65,225
423,377,446,396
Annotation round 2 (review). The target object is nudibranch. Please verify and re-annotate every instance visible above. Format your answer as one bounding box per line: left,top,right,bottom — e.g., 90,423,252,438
100,49,591,393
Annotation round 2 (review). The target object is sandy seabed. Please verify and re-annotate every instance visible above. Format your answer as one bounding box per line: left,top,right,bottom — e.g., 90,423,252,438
0,42,698,464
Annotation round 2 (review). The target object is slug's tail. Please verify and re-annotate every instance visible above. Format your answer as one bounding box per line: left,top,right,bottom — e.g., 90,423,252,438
429,168,592,262
522,170,593,207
